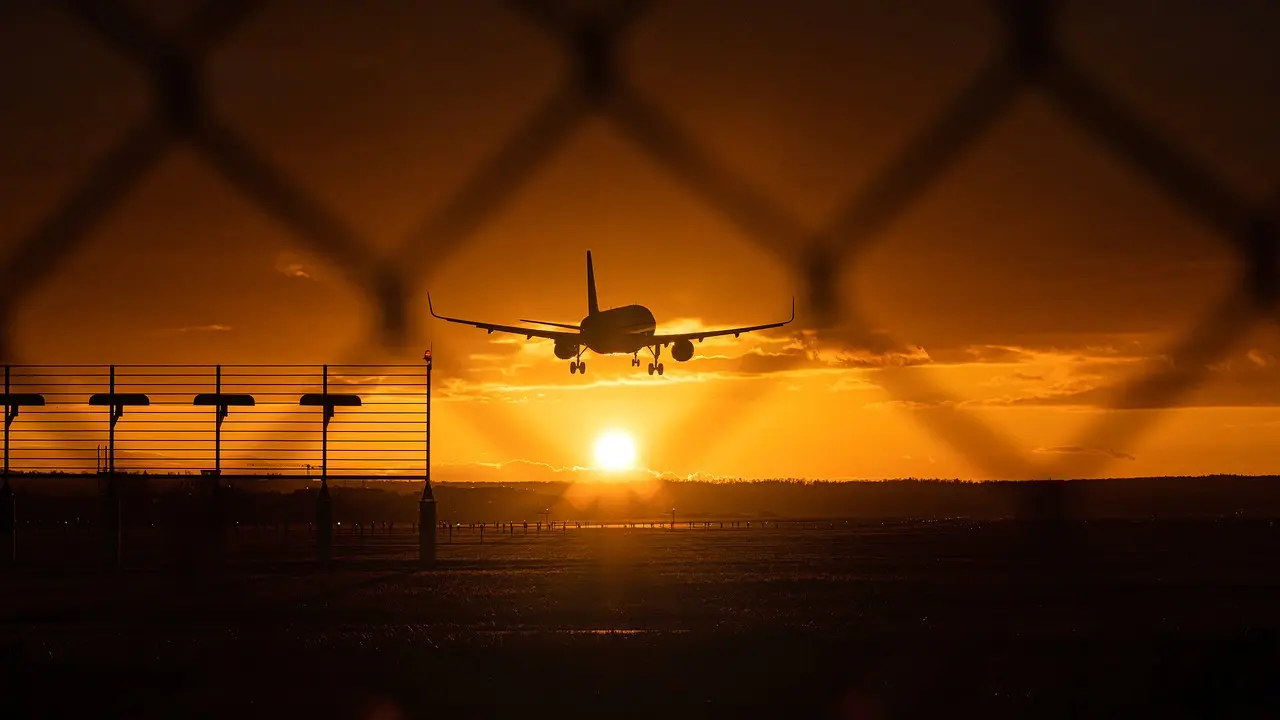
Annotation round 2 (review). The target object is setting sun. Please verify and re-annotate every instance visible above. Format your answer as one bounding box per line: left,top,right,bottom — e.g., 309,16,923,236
593,430,638,472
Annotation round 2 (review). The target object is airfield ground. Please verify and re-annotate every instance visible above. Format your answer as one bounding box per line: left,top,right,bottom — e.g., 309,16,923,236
2,520,1278,717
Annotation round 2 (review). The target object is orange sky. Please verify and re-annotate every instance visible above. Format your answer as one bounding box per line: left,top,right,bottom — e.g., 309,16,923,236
1,0,1277,481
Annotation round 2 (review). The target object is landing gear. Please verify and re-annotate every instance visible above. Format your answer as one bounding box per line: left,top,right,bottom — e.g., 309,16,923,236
644,345,664,376
569,360,586,374
631,353,640,367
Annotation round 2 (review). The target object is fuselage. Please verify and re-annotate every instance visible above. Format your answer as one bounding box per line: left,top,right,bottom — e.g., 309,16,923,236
579,304,656,354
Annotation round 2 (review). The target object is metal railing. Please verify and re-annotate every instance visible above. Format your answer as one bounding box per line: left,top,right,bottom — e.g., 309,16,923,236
1,364,428,478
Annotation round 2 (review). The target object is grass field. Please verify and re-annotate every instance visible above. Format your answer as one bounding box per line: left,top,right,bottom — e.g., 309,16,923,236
3,520,1279,717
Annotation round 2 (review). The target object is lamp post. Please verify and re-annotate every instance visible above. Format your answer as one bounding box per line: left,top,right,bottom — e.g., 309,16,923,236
88,367,150,574
419,348,437,568
193,370,255,566
2,366,45,570
300,367,362,568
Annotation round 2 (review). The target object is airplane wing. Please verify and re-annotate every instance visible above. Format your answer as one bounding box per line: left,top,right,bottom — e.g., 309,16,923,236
650,297,795,345
428,294,580,341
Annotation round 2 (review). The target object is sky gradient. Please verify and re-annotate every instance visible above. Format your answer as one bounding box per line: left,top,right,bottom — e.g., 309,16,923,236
2,0,1278,481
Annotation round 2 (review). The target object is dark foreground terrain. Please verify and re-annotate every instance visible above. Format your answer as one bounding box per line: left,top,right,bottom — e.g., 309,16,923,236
2,519,1279,718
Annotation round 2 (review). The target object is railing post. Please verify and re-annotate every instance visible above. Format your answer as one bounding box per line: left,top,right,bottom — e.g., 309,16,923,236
192,367,261,570
102,364,121,574
214,365,222,476
316,365,332,567
418,349,436,567
210,365,223,570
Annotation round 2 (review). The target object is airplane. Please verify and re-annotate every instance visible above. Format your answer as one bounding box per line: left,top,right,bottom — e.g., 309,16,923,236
428,250,794,376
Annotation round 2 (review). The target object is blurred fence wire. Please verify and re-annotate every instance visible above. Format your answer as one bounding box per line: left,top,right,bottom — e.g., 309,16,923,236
1,0,1277,518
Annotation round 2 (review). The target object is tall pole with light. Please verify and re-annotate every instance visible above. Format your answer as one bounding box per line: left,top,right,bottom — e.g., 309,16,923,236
299,367,361,568
418,347,436,567
1,367,45,569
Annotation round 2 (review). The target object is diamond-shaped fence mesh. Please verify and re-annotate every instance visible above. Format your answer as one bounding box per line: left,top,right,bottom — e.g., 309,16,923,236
2,0,1277,531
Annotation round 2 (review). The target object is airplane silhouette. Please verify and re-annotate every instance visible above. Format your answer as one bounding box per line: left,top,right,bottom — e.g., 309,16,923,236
428,251,794,376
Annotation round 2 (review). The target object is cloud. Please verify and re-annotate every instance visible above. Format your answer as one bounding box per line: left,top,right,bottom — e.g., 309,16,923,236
437,368,756,401
834,346,931,368
978,344,1280,409
922,333,1159,367
1034,446,1136,461
437,459,583,483
731,347,814,375
928,345,1036,365
274,251,322,280
462,324,1156,387
1247,349,1275,368
435,325,1280,412
831,375,876,392
686,327,930,377
440,331,1055,403
179,324,231,333
805,325,925,363
980,375,1112,408
863,399,960,411
433,458,739,484
154,324,232,335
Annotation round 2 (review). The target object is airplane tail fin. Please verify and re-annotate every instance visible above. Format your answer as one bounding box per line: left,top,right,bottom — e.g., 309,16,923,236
586,250,599,316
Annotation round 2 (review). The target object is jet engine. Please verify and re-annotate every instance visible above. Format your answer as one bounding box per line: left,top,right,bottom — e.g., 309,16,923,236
553,339,579,360
671,338,694,362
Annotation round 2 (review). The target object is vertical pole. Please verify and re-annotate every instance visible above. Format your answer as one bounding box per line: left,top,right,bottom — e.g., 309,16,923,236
103,365,120,573
322,365,328,480
207,365,225,570
316,365,332,567
107,365,115,475
3,364,9,475
1,365,14,570
419,348,436,567
214,365,221,477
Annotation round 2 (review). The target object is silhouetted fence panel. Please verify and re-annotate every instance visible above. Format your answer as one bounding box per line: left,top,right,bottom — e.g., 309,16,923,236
1,364,428,479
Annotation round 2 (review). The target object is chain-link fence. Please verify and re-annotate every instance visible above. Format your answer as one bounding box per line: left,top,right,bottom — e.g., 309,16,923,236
2,0,1276,523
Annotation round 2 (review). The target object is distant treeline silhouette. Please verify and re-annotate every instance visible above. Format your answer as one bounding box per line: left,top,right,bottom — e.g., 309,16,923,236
4,475,1278,525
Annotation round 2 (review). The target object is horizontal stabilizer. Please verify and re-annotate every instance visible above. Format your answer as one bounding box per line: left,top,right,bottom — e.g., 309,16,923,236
520,319,581,330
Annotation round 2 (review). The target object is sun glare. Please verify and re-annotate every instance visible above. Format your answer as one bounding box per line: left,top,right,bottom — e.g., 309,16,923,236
593,430,637,472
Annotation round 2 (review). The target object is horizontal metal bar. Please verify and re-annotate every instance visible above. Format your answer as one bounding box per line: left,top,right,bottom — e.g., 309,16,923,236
5,364,423,369
10,425,430,430
2,472,428,477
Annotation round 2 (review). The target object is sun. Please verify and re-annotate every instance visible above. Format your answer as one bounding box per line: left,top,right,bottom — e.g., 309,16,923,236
593,430,637,472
